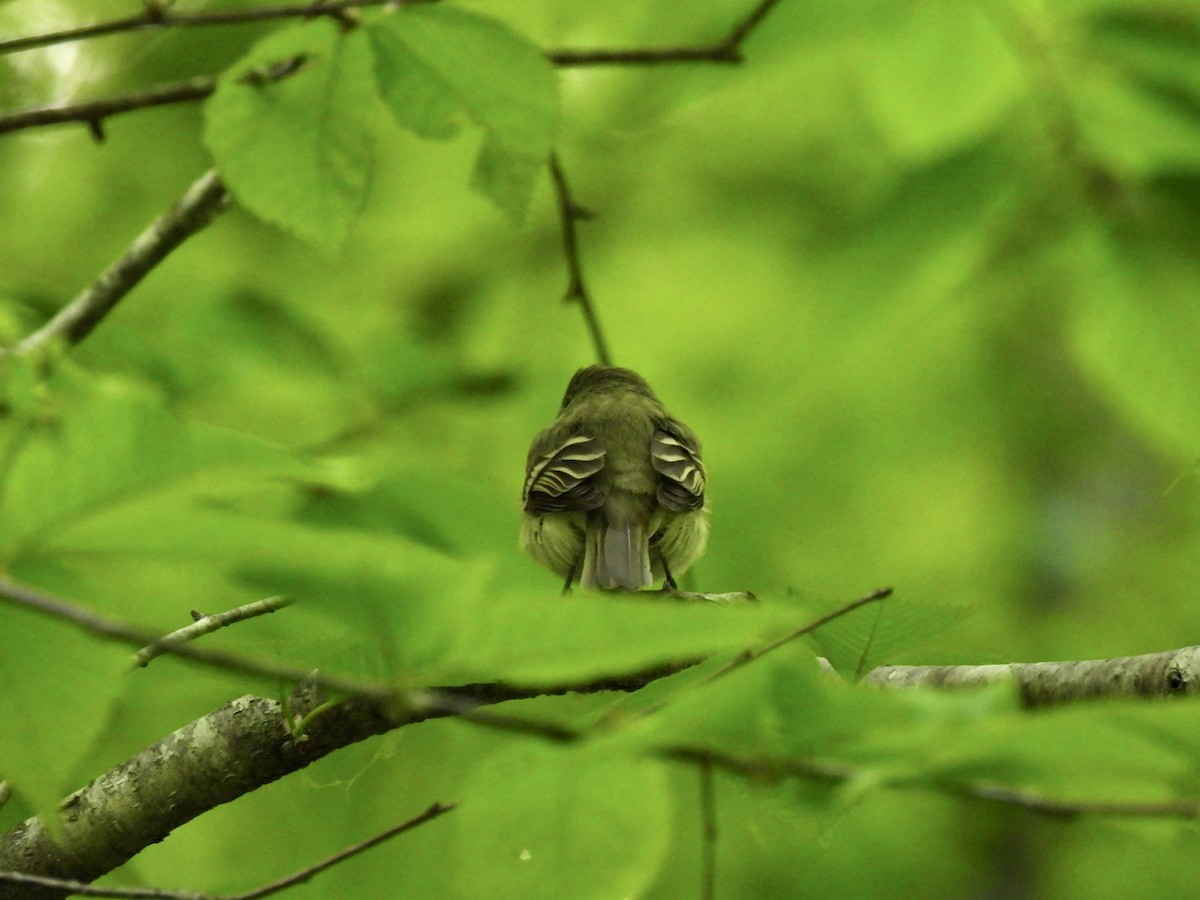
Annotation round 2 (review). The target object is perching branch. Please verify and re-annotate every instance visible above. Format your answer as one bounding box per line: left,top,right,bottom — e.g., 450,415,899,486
0,801,455,900
548,154,612,366
134,597,292,668
865,646,1200,707
1,170,230,360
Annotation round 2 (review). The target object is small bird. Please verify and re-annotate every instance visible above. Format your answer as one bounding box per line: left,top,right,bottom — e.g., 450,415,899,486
521,365,708,591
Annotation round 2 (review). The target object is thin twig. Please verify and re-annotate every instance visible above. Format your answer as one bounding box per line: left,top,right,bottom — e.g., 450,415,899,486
547,0,781,66
393,693,1200,823
546,47,743,66
0,77,216,137
0,579,394,702
0,0,411,56
0,802,457,899
668,746,1200,821
134,596,292,668
2,169,230,359
705,588,893,684
228,802,457,900
0,0,785,140
1,0,780,60
548,154,612,366
414,690,583,743
699,761,718,900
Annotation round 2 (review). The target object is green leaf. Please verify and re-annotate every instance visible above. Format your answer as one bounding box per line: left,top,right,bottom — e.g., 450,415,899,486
203,21,378,252
0,363,290,569
857,0,1023,160
454,741,670,899
241,544,787,685
625,651,834,758
366,6,559,219
1068,221,1200,456
0,603,128,821
808,597,975,680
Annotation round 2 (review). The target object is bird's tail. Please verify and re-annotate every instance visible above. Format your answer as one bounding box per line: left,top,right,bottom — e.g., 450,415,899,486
582,518,652,591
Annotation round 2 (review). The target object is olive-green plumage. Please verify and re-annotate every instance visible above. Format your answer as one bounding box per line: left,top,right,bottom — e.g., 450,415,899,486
521,366,708,591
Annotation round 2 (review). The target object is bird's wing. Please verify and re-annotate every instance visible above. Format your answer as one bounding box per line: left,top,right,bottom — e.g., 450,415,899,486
523,433,607,513
651,426,706,511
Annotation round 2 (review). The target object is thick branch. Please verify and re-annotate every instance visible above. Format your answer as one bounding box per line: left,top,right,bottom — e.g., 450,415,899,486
864,646,1200,706
3,170,229,359
0,802,454,900
0,659,683,899
0,696,401,899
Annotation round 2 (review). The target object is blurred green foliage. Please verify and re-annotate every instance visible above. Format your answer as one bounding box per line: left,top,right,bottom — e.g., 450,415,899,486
3,0,1200,897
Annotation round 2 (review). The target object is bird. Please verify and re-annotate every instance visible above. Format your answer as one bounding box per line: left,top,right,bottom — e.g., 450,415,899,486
521,365,708,592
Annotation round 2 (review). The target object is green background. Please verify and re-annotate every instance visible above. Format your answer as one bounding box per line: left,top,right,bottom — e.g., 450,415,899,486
3,0,1200,897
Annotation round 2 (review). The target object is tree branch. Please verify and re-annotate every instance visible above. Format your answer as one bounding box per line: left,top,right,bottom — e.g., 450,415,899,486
865,645,1200,706
0,579,393,702
0,0,412,56
6,571,1200,894
0,169,230,360
0,0,784,140
667,746,1200,821
0,663,686,897
0,801,455,900
545,0,783,66
134,597,292,668
0,77,216,138
706,587,892,684
548,154,612,366
1,0,779,60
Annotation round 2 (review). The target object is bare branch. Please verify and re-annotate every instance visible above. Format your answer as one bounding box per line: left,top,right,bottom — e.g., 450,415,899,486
0,794,456,899
1,0,779,61
227,802,457,900
546,0,783,66
0,77,216,137
134,597,292,668
0,579,393,702
1,169,230,359
706,587,893,683
866,645,1200,706
0,0,412,56
668,746,1200,821
548,154,612,366
0,671,684,894
0,0,784,140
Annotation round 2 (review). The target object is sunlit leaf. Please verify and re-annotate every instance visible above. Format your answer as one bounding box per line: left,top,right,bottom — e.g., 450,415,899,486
454,741,670,900
204,21,379,251
809,597,975,680
366,6,558,219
